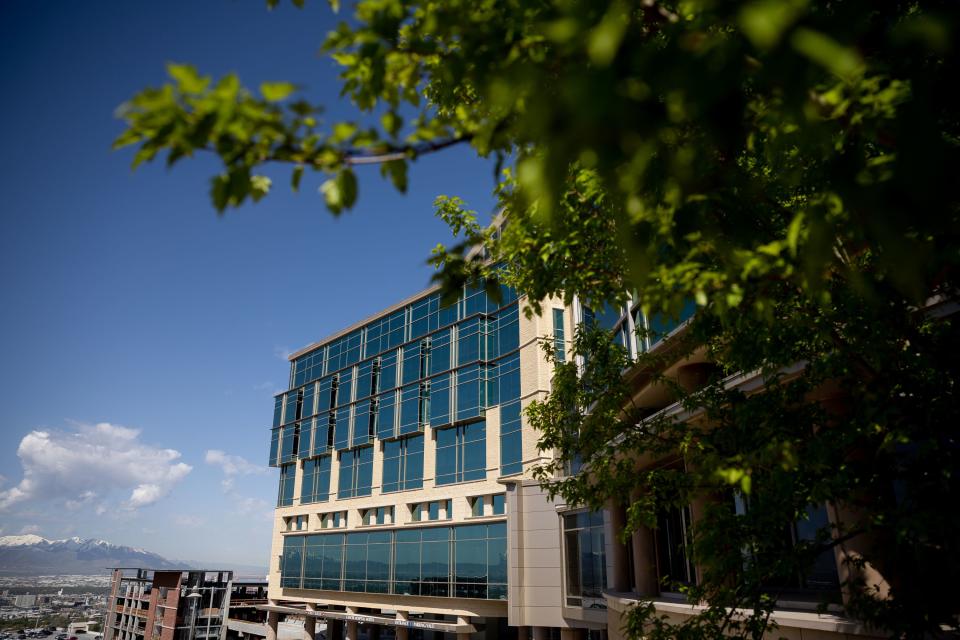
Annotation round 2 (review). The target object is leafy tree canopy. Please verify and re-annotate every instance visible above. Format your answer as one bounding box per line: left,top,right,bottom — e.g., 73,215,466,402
117,1,960,638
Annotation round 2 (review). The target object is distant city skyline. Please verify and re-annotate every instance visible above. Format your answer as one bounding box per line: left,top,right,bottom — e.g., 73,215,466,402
0,0,498,565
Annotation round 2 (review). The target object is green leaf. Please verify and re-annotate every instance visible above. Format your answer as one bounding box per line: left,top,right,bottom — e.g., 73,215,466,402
320,169,358,214
381,159,408,193
331,122,358,143
791,28,864,81
587,2,628,66
739,0,808,50
291,165,304,192
250,175,272,201
166,63,209,94
260,82,297,102
381,110,402,137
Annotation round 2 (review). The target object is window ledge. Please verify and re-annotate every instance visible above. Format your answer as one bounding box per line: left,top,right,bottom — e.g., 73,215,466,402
603,592,881,637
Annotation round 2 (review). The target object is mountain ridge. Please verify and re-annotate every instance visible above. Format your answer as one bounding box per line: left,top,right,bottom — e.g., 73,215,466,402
0,535,180,575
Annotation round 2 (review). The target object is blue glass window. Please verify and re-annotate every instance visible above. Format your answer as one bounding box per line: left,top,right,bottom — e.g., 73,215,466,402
356,359,375,402
379,351,398,392
376,391,397,440
336,370,353,407
410,294,439,340
381,435,424,493
553,308,566,362
300,456,332,504
269,426,280,467
401,343,420,385
277,463,296,507
456,365,485,421
458,318,484,366
436,421,486,486
352,402,372,448
386,310,406,350
430,329,452,375
399,384,422,435
283,526,507,600
647,299,697,346
279,424,298,464
438,298,459,328
317,376,335,413
563,511,607,608
334,405,352,451
338,446,374,499
298,419,313,459
492,494,506,515
292,348,325,387
272,396,283,428
429,373,452,427
280,534,304,587
283,390,299,426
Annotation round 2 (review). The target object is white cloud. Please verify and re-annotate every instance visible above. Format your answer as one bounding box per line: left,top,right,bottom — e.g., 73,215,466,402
204,450,267,478
0,422,192,512
65,491,98,510
19,524,41,534
236,497,273,522
174,514,204,528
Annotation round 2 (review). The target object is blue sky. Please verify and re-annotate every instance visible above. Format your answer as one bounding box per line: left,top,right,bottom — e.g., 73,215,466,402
0,1,497,567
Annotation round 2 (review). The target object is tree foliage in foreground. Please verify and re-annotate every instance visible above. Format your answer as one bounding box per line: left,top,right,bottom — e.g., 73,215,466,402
116,0,960,637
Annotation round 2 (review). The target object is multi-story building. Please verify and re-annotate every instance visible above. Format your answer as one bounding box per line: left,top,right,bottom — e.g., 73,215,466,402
104,568,233,640
264,274,896,640
265,280,617,640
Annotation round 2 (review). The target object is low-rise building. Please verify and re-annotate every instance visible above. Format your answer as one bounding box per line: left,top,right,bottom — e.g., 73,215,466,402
104,569,232,640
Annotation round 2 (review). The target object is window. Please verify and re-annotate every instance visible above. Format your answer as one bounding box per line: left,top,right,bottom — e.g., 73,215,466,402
284,515,307,532
382,435,424,493
280,535,304,588
733,495,840,596
553,308,566,362
429,373,452,427
470,496,484,518
269,426,281,467
320,511,347,529
277,464,296,507
456,365,486,421
411,499,451,522
655,505,696,589
281,525,507,600
337,446,374,499
436,421,486,486
492,494,506,515
300,456,332,504
563,511,607,608
301,533,344,591
361,506,394,526
496,353,522,476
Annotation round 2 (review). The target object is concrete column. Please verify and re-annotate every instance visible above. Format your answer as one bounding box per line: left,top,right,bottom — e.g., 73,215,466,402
828,501,891,605
329,619,343,640
395,611,409,640
631,524,659,596
605,502,630,592
304,605,316,640
345,608,358,640
532,627,549,640
456,616,470,640
266,612,279,640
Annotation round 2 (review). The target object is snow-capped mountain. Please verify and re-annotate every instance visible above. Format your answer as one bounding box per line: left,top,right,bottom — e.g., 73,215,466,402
0,535,180,575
